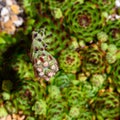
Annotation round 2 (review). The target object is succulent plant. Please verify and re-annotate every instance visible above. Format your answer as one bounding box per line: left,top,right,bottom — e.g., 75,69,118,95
64,2,101,42
23,0,38,18
12,54,34,80
32,99,47,116
52,8,63,19
83,81,100,97
51,71,75,88
70,105,93,120
4,101,17,114
65,83,95,119
2,80,13,92
10,80,45,114
91,0,115,12
106,52,117,64
107,44,118,53
82,44,106,75
77,73,88,82
100,43,108,51
90,74,106,87
64,85,82,105
69,106,80,118
58,49,81,73
103,20,120,47
47,85,61,100
1,92,10,101
91,91,119,119
47,98,67,120
97,31,108,42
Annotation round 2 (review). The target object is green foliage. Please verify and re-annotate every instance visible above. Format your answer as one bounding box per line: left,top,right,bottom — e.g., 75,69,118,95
50,71,75,88
59,49,81,73
34,17,69,56
82,44,106,75
0,0,120,120
64,2,101,42
0,106,8,118
103,20,120,47
32,99,47,116
12,54,34,80
91,91,119,119
2,80,13,92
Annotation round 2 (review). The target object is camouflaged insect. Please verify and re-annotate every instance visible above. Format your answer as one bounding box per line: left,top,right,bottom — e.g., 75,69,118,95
31,28,59,81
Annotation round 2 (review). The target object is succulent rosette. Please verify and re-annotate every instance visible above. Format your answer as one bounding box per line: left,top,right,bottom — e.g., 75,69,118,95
64,2,101,42
106,52,117,64
58,49,81,73
12,54,34,80
62,82,95,119
47,85,61,100
97,31,108,42
91,91,119,119
69,105,93,120
51,71,75,88
91,0,115,12
69,106,80,118
3,101,17,114
64,85,82,105
90,74,106,88
9,80,45,114
105,44,119,64
2,80,13,92
23,0,39,18
82,44,106,75
32,99,47,117
46,98,67,120
103,20,120,47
